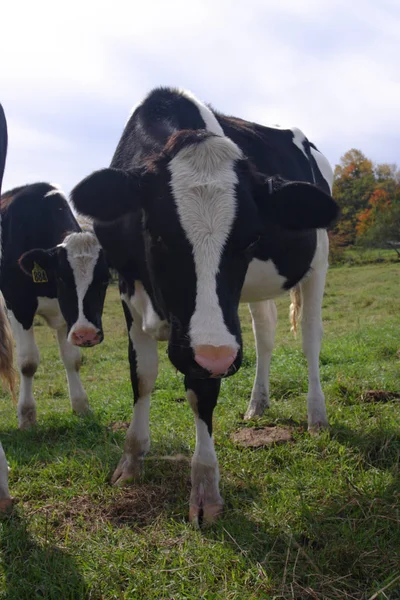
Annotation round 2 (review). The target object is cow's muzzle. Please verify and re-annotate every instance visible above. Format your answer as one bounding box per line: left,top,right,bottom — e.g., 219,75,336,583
71,327,103,347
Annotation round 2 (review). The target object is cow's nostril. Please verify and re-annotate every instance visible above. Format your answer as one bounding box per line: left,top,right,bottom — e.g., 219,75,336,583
71,328,101,346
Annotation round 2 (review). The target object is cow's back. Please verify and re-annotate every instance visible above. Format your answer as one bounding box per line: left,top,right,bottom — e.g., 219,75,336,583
111,88,331,195
1,183,80,265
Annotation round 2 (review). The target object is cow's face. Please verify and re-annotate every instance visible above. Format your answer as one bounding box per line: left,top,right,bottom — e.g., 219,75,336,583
19,232,109,346
140,133,262,378
71,131,338,375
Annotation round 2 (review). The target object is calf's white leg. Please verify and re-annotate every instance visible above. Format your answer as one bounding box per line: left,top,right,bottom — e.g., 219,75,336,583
9,312,39,428
57,325,90,414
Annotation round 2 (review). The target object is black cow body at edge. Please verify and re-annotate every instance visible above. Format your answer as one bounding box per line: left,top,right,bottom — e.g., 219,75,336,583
0,183,109,428
0,103,15,510
71,87,339,524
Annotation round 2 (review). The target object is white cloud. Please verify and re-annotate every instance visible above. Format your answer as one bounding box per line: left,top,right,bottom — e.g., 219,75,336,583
1,0,399,193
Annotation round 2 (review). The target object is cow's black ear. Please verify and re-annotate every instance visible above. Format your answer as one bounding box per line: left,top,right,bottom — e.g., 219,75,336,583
256,175,339,230
70,168,147,223
19,248,58,282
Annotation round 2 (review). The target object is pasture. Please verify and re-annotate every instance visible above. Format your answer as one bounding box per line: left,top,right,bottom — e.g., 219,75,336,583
0,261,399,600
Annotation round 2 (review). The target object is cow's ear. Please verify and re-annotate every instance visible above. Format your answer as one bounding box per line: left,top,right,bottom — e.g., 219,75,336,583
256,175,339,230
19,248,58,282
70,168,147,223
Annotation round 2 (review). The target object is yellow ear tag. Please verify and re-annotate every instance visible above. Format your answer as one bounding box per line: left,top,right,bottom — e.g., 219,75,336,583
32,262,48,284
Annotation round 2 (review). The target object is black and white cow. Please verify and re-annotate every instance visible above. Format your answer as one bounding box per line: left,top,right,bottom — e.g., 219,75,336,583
0,103,16,511
71,87,339,524
0,182,109,429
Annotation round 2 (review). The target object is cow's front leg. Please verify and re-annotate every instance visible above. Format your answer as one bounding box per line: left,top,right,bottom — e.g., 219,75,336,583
8,311,39,429
112,300,158,485
57,325,90,414
185,376,223,526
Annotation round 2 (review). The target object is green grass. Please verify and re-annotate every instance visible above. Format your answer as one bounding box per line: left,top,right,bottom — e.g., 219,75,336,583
0,262,399,599
332,246,399,267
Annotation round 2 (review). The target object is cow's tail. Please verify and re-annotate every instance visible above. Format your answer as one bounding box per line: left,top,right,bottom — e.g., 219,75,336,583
289,285,302,337
0,294,15,403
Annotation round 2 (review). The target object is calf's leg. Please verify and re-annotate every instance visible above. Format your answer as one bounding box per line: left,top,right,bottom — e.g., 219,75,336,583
57,324,90,414
186,376,223,525
9,312,39,428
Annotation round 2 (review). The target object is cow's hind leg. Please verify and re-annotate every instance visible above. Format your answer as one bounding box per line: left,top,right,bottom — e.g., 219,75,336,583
244,300,277,420
112,298,157,484
300,252,329,430
9,312,39,428
186,376,223,526
57,325,90,414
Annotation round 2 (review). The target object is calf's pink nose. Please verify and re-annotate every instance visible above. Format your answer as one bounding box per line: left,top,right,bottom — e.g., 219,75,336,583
194,344,237,376
71,328,101,347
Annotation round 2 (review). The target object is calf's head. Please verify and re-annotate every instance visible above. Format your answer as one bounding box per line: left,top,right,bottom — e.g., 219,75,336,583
71,130,338,374
19,232,109,346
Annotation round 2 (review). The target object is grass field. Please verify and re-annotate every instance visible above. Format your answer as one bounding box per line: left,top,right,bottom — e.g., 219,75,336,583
0,261,399,599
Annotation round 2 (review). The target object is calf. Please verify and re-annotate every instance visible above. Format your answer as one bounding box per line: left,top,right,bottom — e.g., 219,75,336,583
0,103,16,510
71,87,339,524
1,183,109,429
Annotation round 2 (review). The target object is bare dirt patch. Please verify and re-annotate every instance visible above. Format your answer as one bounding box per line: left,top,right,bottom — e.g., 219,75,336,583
361,390,400,403
31,464,191,535
231,426,293,448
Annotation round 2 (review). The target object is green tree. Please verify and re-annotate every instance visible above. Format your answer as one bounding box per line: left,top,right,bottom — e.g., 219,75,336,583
358,199,400,257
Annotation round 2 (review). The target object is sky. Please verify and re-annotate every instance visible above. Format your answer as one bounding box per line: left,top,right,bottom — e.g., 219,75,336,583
1,0,400,195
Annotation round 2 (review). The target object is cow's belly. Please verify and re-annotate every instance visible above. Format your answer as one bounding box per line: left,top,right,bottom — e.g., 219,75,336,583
37,297,65,329
240,259,287,304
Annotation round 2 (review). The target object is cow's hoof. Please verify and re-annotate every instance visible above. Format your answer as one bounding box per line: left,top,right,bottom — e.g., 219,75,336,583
244,407,263,420
18,406,37,429
189,502,223,527
308,420,329,435
111,455,143,485
244,393,269,420
0,497,13,513
71,397,91,415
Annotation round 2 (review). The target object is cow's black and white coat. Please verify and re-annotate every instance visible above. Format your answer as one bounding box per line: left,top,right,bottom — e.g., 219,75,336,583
71,87,338,524
0,183,109,429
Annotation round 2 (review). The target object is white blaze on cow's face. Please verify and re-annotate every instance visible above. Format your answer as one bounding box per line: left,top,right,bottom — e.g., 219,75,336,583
168,135,243,371
58,232,106,346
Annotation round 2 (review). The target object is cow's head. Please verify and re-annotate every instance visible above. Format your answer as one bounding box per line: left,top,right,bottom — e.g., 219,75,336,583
71,130,338,373
19,232,109,347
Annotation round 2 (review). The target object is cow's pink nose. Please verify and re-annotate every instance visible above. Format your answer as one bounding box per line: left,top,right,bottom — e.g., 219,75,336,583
71,328,101,347
194,345,237,376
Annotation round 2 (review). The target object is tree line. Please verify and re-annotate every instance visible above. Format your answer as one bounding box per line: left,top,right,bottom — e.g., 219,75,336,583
330,149,400,258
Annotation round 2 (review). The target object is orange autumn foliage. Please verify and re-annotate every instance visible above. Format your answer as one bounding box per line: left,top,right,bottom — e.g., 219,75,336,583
356,189,391,236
